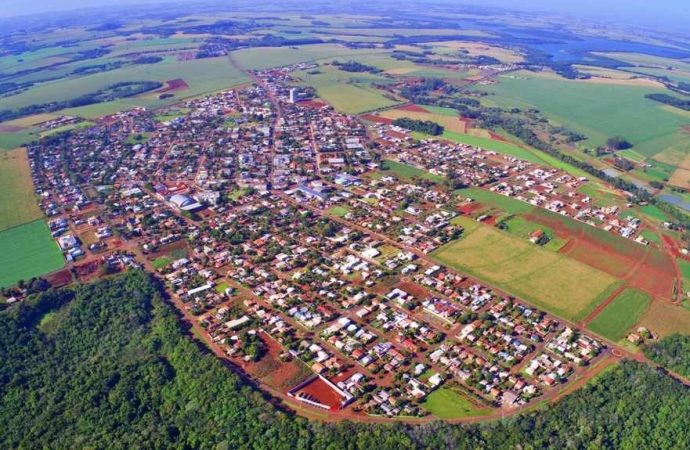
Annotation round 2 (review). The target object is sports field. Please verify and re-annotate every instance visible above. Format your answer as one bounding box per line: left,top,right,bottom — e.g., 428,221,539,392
0,148,44,231
431,221,619,321
381,159,444,182
587,288,651,341
478,71,690,162
421,387,491,419
0,220,64,288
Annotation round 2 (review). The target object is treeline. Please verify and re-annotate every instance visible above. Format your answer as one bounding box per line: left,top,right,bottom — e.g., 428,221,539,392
332,60,381,74
0,81,162,122
392,118,444,135
644,334,690,377
3,272,690,448
646,93,690,111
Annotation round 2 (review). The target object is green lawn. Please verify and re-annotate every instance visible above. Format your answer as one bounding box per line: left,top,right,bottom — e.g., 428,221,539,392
587,288,651,341
0,220,64,288
640,229,661,244
422,387,491,419
152,257,172,270
639,205,669,222
456,187,535,215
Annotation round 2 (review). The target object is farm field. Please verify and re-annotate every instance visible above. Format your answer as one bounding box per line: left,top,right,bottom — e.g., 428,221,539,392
428,41,524,63
231,44,388,70
0,220,64,288
439,131,555,167
422,387,491,419
477,71,690,162
0,57,249,111
379,109,469,133
587,288,651,341
639,301,690,337
0,148,44,231
431,221,619,321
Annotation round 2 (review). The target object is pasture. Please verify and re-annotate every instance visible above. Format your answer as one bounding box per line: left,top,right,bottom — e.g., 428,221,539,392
0,148,44,231
587,288,651,341
422,387,491,419
431,221,619,321
478,71,690,162
0,220,64,288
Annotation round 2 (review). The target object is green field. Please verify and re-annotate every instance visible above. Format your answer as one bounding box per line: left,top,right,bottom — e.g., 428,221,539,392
587,288,651,341
639,205,670,222
422,387,491,419
0,148,44,231
478,71,690,162
152,256,172,270
457,187,534,215
0,220,64,288
440,131,550,166
381,159,444,182
431,221,619,321
0,57,249,111
327,206,350,218
231,44,387,70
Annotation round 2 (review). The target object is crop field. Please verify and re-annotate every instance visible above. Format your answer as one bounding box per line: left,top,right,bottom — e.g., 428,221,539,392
428,41,524,63
379,109,469,133
0,57,249,111
422,387,491,419
587,288,651,341
478,71,690,162
457,188,535,215
381,159,444,182
440,131,554,166
0,148,44,231
431,222,619,321
0,220,64,288
639,301,690,337
231,44,388,70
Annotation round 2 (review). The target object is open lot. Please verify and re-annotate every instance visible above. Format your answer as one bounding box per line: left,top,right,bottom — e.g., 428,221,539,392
432,221,619,321
0,220,64,288
381,159,444,182
0,148,44,231
422,387,491,419
587,288,651,341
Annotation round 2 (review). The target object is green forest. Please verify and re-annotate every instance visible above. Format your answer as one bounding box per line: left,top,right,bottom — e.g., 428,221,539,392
644,334,690,377
2,270,690,449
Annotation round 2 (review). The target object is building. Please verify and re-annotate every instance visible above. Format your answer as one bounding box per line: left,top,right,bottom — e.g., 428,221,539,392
289,88,298,104
169,194,203,212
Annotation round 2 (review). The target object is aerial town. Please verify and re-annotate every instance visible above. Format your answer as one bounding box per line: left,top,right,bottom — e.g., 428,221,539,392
24,61,663,419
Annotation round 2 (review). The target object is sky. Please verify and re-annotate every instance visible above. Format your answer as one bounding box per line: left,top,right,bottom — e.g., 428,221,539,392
0,0,687,29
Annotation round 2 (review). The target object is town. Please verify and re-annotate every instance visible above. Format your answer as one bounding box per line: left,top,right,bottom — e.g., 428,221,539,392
21,61,661,420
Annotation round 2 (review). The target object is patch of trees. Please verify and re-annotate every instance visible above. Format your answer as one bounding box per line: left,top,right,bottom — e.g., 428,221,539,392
607,136,633,150
613,157,635,171
332,60,381,74
644,334,690,377
392,118,444,135
132,56,163,64
3,272,690,448
0,81,162,122
646,93,690,111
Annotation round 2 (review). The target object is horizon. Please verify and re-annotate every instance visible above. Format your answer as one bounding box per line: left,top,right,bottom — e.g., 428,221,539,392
0,0,687,31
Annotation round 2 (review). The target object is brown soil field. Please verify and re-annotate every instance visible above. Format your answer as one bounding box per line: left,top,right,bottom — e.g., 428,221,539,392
0,124,25,133
359,114,393,125
395,281,429,300
155,78,190,94
560,237,635,279
292,376,344,411
45,269,73,288
395,104,432,113
299,100,328,109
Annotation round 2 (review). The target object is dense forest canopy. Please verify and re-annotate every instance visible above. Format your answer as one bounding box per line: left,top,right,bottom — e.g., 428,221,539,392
2,271,690,449
644,334,690,378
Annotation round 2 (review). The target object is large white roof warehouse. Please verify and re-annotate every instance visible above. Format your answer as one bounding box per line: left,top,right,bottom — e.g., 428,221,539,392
169,194,203,212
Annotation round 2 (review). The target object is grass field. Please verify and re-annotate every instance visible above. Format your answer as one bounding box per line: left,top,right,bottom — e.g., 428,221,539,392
457,187,535,215
639,205,669,222
478,71,690,162
421,387,491,419
231,44,387,70
0,148,44,231
327,206,350,218
431,221,619,321
587,288,651,341
380,109,468,133
0,220,64,288
381,159,444,182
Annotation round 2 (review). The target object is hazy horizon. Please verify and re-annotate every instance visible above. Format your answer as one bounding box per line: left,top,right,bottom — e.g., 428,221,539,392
0,0,687,30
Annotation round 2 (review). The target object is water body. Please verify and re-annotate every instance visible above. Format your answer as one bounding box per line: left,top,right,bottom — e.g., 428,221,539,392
532,37,690,63
659,194,690,212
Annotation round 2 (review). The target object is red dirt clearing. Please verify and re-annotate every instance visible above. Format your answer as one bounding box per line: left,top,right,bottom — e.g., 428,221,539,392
458,202,484,215
396,281,429,300
45,269,73,288
299,100,328,109
359,115,393,125
155,79,189,94
488,131,510,143
292,377,345,411
559,238,635,278
395,104,432,113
